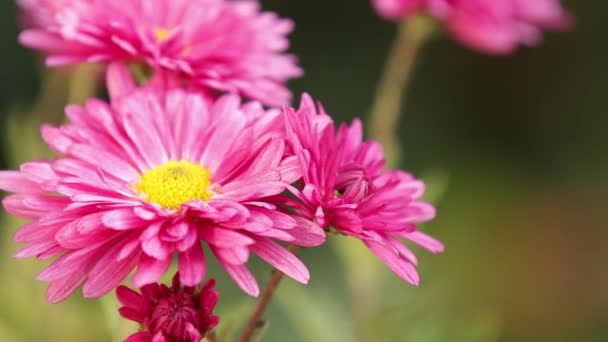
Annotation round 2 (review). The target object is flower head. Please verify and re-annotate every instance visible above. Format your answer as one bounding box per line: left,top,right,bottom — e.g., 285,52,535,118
372,0,573,54
0,63,324,303
18,0,302,105
282,94,443,285
117,273,219,342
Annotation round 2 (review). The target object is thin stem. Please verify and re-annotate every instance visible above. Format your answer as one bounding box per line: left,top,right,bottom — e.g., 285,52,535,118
239,245,300,342
367,17,434,167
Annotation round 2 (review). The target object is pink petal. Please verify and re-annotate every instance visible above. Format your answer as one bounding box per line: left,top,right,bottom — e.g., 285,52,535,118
107,62,137,101
199,227,255,247
116,286,146,314
178,243,206,286
41,125,73,153
250,238,310,284
46,271,89,304
132,254,172,287
102,208,146,230
402,231,445,254
0,171,41,193
83,237,141,298
365,239,420,285
212,246,250,265
214,252,259,296
287,217,326,247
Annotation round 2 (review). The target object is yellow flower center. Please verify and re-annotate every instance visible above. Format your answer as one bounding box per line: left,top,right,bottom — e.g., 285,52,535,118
135,161,213,210
154,28,171,42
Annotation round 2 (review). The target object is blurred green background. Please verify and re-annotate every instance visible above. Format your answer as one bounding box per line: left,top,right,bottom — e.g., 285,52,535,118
1,0,607,341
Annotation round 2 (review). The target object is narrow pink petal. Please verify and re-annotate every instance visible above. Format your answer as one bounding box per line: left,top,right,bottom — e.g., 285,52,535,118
365,239,420,285
20,161,57,188
46,271,89,304
332,208,363,233
406,202,437,223
83,237,141,298
255,228,295,241
132,254,172,287
219,261,259,297
119,307,147,325
14,222,55,243
118,238,142,261
402,231,445,254
19,30,84,52
220,180,286,202
133,207,158,220
37,244,102,281
55,221,117,249
176,225,198,252
41,125,73,153
239,138,285,178
3,195,56,218
116,286,146,313
250,238,310,284
199,227,255,247
212,246,250,265
386,236,419,266
107,62,136,101
46,54,89,66
0,171,41,193
141,235,173,260
277,155,302,183
287,217,326,247
14,240,59,259
68,144,138,182
102,208,146,230
178,243,206,286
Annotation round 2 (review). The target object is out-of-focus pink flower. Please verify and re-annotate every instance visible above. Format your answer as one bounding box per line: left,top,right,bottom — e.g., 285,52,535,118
281,94,443,285
18,0,302,106
372,0,573,54
0,63,324,303
372,0,425,20
117,273,219,342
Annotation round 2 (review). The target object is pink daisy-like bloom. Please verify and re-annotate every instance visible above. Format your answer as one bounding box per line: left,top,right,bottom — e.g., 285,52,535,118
281,94,443,285
0,63,324,303
372,0,573,54
18,0,302,106
117,273,219,342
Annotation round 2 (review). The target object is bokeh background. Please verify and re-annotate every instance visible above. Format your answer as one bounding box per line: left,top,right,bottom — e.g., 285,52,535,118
0,0,607,341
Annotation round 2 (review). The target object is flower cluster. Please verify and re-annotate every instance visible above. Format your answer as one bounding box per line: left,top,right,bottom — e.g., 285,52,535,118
19,0,577,340
0,61,440,302
372,0,573,54
0,63,324,302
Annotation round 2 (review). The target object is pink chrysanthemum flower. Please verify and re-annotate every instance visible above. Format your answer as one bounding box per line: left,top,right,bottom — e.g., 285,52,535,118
0,63,324,303
117,273,219,342
18,0,302,106
372,0,573,54
281,95,443,285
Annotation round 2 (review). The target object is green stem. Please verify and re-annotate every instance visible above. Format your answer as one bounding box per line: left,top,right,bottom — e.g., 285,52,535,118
367,17,435,168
